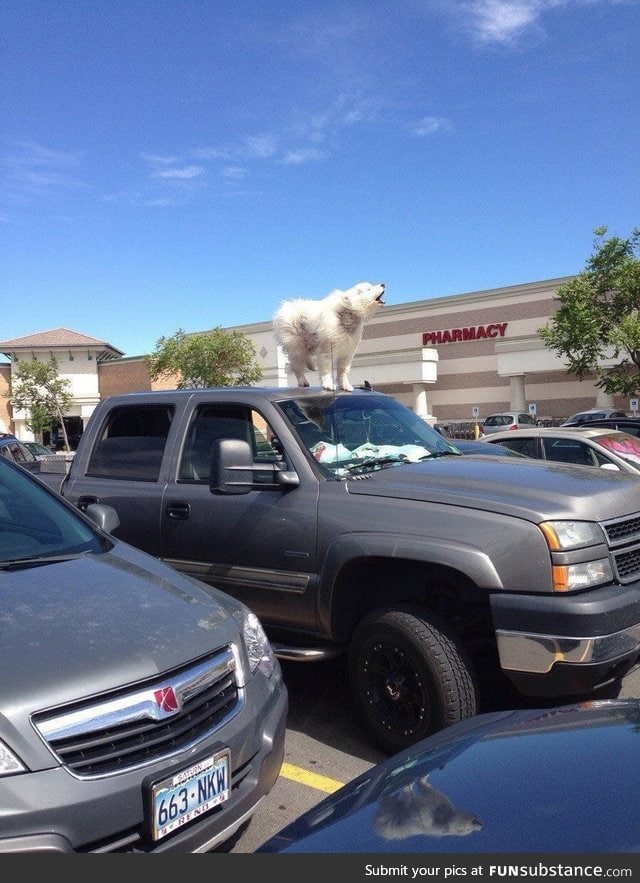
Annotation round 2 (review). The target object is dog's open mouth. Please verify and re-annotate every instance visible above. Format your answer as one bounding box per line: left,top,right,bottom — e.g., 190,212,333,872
377,284,386,304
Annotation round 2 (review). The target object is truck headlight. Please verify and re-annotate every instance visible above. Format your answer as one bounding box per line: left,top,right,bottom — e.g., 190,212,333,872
540,520,613,592
539,520,605,550
551,560,613,592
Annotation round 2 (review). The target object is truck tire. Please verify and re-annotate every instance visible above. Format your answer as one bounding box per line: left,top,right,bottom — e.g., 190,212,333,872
348,604,478,754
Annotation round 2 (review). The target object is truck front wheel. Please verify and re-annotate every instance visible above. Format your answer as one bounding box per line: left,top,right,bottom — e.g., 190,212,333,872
348,605,478,754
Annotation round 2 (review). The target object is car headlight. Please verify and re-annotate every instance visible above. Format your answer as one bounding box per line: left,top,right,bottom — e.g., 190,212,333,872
0,740,26,776
539,520,605,550
539,520,613,592
240,609,277,678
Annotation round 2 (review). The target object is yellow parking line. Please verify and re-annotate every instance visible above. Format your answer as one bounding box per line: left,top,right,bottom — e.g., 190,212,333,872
279,762,344,794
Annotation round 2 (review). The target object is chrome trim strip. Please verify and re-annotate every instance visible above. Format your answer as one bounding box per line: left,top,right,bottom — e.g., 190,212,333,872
496,623,640,674
165,559,310,592
271,644,345,662
36,648,236,741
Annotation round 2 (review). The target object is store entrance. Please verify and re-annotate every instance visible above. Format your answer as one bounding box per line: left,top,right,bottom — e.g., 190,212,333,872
48,416,84,451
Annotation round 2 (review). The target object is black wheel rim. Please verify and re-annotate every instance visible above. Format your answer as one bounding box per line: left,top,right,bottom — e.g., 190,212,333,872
362,640,428,739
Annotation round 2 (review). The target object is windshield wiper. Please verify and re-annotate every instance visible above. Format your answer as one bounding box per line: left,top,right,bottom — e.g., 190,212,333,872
344,454,408,473
0,553,85,572
419,450,462,460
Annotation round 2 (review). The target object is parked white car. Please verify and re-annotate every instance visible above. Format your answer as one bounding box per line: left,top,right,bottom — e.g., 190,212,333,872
484,426,640,473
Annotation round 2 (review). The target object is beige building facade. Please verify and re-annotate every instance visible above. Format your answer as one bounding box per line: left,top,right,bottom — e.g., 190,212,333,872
0,276,630,442
223,275,626,424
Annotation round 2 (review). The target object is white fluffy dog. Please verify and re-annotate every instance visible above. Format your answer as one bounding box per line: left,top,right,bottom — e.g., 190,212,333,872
273,281,385,391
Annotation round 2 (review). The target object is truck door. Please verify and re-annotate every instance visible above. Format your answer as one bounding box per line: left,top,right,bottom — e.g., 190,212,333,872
160,403,319,630
69,403,174,557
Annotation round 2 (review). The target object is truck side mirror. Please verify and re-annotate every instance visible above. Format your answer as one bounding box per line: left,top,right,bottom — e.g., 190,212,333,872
210,437,300,494
210,438,254,494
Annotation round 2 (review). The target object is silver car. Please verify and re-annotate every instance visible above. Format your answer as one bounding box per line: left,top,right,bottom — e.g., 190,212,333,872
561,408,627,426
0,456,287,853
481,411,537,435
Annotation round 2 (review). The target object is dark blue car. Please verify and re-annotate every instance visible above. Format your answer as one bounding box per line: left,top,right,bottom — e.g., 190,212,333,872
259,700,640,853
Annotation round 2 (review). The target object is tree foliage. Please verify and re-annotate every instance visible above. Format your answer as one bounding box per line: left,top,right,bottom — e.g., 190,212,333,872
538,226,640,396
9,357,74,450
145,328,263,389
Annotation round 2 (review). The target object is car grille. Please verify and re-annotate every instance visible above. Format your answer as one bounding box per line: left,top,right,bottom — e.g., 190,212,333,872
33,648,240,777
602,513,640,584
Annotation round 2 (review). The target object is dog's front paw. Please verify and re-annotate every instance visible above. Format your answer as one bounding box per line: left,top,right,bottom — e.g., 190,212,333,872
339,379,354,392
321,379,336,391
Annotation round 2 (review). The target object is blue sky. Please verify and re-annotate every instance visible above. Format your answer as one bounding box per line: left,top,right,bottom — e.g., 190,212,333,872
2,0,638,358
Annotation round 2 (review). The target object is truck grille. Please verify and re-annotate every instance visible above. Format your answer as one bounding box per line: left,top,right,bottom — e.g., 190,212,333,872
33,649,240,777
603,514,640,546
602,513,640,584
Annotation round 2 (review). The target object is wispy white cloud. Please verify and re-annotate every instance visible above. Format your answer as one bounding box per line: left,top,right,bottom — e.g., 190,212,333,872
242,135,278,158
221,166,246,179
141,154,204,179
2,141,88,195
453,0,583,46
191,146,234,160
281,147,326,165
153,165,204,180
410,116,453,136
6,142,82,168
140,153,179,166
139,197,178,207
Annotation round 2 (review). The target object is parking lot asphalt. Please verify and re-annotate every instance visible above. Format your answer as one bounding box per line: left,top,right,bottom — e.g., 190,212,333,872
215,658,640,853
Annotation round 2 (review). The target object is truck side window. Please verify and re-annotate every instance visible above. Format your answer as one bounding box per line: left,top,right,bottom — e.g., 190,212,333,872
87,405,173,481
179,405,282,482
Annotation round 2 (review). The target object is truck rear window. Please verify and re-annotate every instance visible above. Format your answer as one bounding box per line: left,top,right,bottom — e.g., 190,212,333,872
87,405,173,481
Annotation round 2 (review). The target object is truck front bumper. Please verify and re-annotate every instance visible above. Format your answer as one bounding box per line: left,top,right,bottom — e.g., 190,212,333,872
490,582,640,697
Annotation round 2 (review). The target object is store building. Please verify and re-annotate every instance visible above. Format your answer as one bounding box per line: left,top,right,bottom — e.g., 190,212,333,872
0,329,123,444
0,276,629,443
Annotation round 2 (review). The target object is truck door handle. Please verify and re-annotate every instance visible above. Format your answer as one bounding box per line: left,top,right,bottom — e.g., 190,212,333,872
165,501,191,520
78,496,98,512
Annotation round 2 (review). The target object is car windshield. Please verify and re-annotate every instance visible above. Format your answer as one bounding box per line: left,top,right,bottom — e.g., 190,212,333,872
277,393,459,477
0,460,104,565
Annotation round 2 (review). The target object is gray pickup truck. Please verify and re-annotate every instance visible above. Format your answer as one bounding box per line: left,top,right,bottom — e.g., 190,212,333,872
60,385,640,753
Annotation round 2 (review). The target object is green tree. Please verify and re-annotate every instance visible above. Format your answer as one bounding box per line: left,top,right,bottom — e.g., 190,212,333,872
145,328,263,389
538,226,640,396
10,356,74,451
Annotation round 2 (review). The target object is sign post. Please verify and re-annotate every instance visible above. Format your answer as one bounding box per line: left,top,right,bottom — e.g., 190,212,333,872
472,406,480,439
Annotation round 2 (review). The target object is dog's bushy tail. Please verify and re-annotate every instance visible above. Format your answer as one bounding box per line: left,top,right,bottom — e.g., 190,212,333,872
279,313,321,351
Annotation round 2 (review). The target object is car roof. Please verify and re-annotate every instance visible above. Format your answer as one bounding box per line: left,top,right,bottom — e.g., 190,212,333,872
452,439,527,456
582,417,640,426
562,409,627,421
485,426,636,441
484,411,529,417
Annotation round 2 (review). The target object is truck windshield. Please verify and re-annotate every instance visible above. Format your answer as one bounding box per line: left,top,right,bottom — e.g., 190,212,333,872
277,393,459,477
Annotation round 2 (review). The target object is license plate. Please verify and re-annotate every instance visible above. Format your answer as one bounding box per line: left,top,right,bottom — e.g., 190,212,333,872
149,748,231,841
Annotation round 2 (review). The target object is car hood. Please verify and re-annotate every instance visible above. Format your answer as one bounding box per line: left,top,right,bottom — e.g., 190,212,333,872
259,700,640,853
344,456,640,522
0,540,240,722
